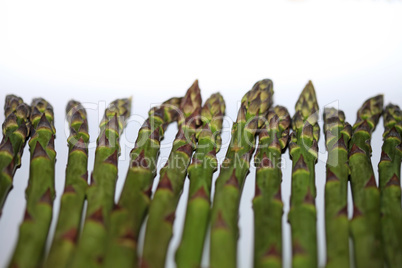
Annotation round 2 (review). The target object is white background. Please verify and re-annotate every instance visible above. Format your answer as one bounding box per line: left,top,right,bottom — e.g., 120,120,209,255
1,1,402,267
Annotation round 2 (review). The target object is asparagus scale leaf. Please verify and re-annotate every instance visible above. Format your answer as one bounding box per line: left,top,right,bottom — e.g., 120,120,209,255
175,93,226,268
323,108,352,268
253,106,290,268
8,98,56,268
288,81,320,268
0,95,31,215
349,95,383,268
378,104,402,268
44,101,89,268
69,98,131,268
140,80,202,268
210,79,274,268
102,97,182,268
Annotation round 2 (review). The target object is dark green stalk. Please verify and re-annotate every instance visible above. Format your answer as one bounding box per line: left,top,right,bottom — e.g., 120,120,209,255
102,97,182,268
0,95,30,215
378,104,402,268
288,81,320,268
253,106,290,268
175,93,226,268
8,98,56,268
44,100,89,268
210,79,274,268
69,98,131,268
323,108,351,268
140,80,202,268
349,95,383,268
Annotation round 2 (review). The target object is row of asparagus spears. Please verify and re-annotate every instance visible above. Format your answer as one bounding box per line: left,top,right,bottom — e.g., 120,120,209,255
0,79,400,268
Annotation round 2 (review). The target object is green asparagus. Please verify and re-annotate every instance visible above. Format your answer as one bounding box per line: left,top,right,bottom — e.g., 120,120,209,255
378,104,402,268
44,100,89,268
288,81,320,268
140,80,202,268
175,93,226,268
102,97,182,268
69,98,131,268
8,98,56,268
349,95,383,268
253,106,290,268
210,79,274,268
323,108,351,268
0,95,30,215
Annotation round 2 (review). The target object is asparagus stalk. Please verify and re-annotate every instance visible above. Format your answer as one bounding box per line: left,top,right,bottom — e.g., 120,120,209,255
8,98,56,268
378,104,402,268
253,106,290,268
210,79,274,268
69,98,131,268
44,100,89,268
288,81,320,268
175,93,226,268
323,108,352,268
140,80,202,268
102,97,182,268
349,95,383,268
0,95,31,215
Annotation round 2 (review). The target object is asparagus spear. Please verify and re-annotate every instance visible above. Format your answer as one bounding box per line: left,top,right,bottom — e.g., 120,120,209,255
349,95,383,268
0,95,30,215
140,80,202,268
102,97,182,268
175,93,226,268
44,100,89,268
323,108,351,268
288,81,320,268
210,79,274,268
8,98,56,268
378,103,402,268
69,98,131,268
253,106,290,268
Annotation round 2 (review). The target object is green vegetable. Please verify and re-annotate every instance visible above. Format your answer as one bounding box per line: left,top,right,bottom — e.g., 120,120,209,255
175,93,225,268
8,98,56,268
102,97,182,268
349,95,383,268
210,79,274,268
44,100,89,268
0,95,31,215
69,98,131,268
140,80,202,268
378,104,402,268
288,81,320,268
253,105,290,268
323,108,351,268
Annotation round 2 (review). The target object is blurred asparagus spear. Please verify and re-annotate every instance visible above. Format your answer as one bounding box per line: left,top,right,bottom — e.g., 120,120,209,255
44,100,89,268
69,98,131,268
323,108,351,268
378,103,402,268
288,81,320,268
0,95,30,215
210,79,274,268
175,93,225,268
8,98,56,268
140,80,202,268
102,97,181,268
253,106,290,268
349,95,383,268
